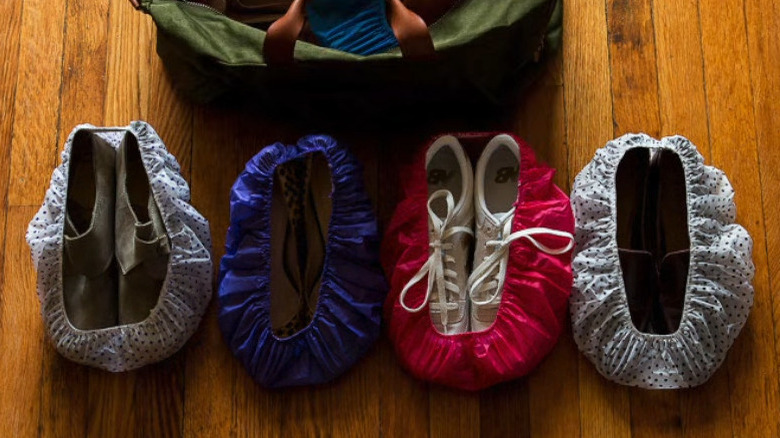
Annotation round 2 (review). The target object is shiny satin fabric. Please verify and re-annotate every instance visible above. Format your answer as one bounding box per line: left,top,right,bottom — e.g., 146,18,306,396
218,135,387,388
382,133,574,390
306,0,398,55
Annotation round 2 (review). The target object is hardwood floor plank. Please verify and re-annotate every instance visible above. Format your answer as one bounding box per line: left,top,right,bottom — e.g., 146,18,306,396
563,0,630,436
4,3,66,435
377,135,431,438
699,1,780,437
8,0,66,206
607,0,661,137
745,0,780,412
429,387,480,438
314,131,382,438
653,0,712,149
0,0,23,268
513,52,580,438
480,380,530,438
104,0,153,125
0,206,46,436
377,338,430,438
183,106,242,438
146,53,193,180
605,1,683,437
39,0,109,436
85,372,137,438
514,52,569,190
57,0,110,140
136,359,185,438
132,22,193,438
651,1,735,436
0,7,23,421
86,1,155,436
525,337,581,438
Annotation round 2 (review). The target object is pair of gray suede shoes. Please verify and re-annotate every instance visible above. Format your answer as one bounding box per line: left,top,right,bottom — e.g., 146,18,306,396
64,129,169,330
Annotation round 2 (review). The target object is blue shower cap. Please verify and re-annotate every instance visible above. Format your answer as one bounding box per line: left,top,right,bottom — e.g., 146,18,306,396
218,135,387,387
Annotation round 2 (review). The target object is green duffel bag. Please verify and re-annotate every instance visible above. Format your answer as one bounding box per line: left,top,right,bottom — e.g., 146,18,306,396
135,0,562,116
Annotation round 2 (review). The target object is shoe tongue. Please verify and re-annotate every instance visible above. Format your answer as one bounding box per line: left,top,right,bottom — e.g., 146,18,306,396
479,210,511,236
494,210,512,223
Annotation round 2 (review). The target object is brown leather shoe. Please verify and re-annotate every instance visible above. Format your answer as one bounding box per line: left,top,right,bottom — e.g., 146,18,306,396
616,147,691,335
63,130,119,330
115,132,170,325
616,148,656,332
651,149,689,334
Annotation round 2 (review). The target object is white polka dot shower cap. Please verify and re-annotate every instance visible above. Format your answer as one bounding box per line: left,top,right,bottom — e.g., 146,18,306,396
569,133,754,389
26,121,213,372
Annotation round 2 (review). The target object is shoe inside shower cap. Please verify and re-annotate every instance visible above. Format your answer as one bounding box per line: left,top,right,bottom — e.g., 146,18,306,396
26,121,213,372
382,133,574,391
570,133,754,389
217,135,387,388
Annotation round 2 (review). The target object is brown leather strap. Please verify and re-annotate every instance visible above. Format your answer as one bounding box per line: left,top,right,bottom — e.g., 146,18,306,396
263,0,434,64
264,0,308,64
387,0,435,59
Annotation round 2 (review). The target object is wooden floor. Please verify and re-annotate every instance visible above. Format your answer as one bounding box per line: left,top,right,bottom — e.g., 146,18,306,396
1,0,779,436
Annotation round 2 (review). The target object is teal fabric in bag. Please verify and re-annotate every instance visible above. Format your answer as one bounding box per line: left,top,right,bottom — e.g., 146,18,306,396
306,0,399,55
138,0,562,115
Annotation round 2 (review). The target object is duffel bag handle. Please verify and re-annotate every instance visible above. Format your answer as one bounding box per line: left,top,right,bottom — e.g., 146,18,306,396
264,0,434,64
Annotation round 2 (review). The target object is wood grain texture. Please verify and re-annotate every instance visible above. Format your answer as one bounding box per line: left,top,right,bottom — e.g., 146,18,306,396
480,380,529,438
184,106,243,438
514,52,581,438
104,0,153,125
2,0,780,437
563,1,631,437
0,207,45,436
8,0,66,206
0,0,23,270
607,0,661,138
82,1,158,436
651,2,734,437
745,0,780,408
606,2,683,437
699,1,780,438
430,387,480,438
377,135,431,438
39,0,109,436
132,17,191,438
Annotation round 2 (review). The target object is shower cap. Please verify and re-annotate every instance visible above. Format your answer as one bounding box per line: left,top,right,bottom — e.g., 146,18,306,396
570,133,754,389
26,121,213,372
218,135,387,388
383,133,574,391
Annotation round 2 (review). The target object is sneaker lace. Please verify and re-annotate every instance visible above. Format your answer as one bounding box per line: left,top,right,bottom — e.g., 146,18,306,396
468,208,575,306
399,189,474,327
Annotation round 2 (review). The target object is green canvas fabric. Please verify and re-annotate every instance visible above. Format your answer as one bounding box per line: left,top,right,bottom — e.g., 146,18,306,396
140,0,562,113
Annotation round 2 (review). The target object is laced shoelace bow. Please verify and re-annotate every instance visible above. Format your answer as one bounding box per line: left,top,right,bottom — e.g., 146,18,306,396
399,190,474,327
468,208,575,306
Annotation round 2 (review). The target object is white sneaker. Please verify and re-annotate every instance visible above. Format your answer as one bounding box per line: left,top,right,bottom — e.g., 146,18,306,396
469,134,521,332
399,135,473,335
469,135,576,332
